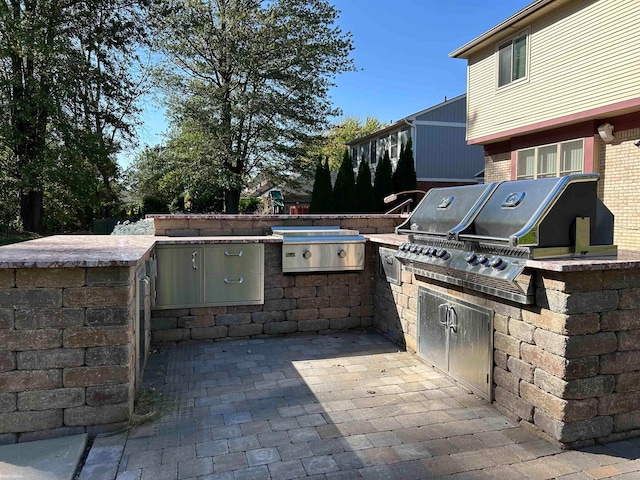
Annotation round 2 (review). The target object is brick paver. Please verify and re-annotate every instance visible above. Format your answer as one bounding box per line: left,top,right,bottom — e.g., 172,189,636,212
80,331,640,479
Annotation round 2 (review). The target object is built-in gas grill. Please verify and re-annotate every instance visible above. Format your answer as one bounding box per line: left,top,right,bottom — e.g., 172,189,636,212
395,174,617,304
271,226,365,273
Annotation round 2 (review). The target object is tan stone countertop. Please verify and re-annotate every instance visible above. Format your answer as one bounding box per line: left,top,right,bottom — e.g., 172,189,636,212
154,235,281,245
365,233,405,247
525,249,640,272
0,235,157,268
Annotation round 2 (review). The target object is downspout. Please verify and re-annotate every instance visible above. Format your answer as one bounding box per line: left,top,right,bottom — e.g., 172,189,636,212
404,118,416,175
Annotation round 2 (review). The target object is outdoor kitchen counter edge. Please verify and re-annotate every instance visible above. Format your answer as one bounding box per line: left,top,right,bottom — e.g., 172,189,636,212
365,234,640,273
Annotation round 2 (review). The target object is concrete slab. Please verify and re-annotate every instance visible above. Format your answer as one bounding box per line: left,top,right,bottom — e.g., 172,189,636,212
0,433,87,480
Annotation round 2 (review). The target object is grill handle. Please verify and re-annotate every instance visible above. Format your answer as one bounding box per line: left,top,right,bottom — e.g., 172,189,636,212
224,277,244,284
225,250,243,257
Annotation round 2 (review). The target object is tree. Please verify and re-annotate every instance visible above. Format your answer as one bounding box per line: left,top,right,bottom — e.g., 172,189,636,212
373,150,394,213
393,138,417,195
310,116,386,170
333,149,356,212
355,157,374,213
149,0,354,214
309,157,333,213
0,0,148,232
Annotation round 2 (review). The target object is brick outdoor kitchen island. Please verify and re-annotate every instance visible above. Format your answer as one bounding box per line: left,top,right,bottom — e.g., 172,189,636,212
4,216,640,449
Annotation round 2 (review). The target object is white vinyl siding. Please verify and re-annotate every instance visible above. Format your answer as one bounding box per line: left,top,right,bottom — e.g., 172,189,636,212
465,1,640,141
516,139,583,180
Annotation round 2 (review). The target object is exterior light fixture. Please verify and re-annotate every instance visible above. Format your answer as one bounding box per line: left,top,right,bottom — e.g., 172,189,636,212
598,123,615,143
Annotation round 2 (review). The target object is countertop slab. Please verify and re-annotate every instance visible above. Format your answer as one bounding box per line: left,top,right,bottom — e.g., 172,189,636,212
0,235,157,268
154,236,281,245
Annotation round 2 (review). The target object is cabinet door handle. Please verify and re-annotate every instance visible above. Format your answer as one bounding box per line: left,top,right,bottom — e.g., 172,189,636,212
192,252,198,269
448,306,458,333
224,250,243,257
224,277,244,284
438,304,448,326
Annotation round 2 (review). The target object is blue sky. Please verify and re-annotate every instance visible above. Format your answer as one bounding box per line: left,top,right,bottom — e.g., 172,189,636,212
126,0,532,167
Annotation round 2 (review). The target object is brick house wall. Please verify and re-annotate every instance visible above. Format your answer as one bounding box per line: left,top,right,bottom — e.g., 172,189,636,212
483,151,511,184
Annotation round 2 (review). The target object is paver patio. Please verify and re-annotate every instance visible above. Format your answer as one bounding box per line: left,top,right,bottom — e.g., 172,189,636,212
79,332,640,479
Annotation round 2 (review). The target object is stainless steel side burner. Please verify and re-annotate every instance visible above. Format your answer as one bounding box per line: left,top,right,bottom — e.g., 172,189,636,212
271,226,366,273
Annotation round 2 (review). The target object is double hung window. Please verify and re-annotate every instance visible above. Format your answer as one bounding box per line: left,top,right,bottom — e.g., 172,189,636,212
516,139,584,180
498,33,528,87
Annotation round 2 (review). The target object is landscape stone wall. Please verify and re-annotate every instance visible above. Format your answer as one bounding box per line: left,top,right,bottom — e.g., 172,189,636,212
0,265,139,443
372,242,640,447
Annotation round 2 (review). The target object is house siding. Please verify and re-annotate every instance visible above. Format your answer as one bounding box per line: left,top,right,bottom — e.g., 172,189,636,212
416,125,484,180
466,0,640,142
415,96,466,123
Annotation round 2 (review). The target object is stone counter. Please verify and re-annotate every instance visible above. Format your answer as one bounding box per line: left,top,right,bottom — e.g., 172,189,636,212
371,240,640,447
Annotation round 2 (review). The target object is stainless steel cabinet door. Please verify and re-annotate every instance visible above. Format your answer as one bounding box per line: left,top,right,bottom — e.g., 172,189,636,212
203,244,263,275
156,246,202,307
418,288,448,372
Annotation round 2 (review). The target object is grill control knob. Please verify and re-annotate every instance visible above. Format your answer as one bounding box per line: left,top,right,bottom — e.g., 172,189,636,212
337,249,347,258
464,252,477,264
420,246,430,254
489,256,507,270
426,247,435,256
409,244,418,253
302,250,312,259
401,243,410,251
435,248,450,260
477,254,489,265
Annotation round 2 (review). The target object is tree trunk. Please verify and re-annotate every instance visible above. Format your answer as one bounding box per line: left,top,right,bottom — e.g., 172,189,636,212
224,188,240,214
20,190,44,233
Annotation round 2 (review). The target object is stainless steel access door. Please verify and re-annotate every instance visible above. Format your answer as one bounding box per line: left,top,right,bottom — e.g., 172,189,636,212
418,288,448,373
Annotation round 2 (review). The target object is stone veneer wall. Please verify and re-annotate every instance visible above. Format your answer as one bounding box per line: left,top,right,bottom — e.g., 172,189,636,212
0,266,138,443
373,244,640,447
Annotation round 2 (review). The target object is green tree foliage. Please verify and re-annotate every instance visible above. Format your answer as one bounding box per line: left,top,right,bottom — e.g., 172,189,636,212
148,0,354,214
333,149,356,212
309,158,333,213
310,116,386,170
373,150,394,213
0,0,148,232
393,138,418,195
355,157,374,213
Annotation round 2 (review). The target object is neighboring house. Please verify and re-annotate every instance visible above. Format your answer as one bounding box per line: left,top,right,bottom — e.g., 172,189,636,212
450,0,640,249
346,95,486,192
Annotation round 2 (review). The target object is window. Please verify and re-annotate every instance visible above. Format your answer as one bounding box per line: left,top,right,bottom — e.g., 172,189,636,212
498,33,527,87
370,141,377,165
390,133,398,159
516,139,584,180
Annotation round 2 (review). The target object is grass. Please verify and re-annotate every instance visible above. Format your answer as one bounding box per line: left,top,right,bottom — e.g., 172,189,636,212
0,231,40,246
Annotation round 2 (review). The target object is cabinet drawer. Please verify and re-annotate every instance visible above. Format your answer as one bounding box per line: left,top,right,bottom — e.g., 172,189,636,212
203,244,263,275
204,273,263,304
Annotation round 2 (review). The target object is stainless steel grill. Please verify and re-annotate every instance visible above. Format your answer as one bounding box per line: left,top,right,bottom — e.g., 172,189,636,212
395,174,617,304
271,226,365,273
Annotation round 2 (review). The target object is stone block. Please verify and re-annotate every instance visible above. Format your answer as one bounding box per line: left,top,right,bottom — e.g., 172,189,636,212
613,411,640,432
151,317,178,330
0,329,62,351
64,366,129,387
0,410,63,433
537,271,603,293
0,270,14,288
0,353,15,372
0,370,61,392
85,307,130,326
177,315,213,328
286,309,318,322
494,386,533,422
152,308,189,318
264,288,284,301
189,306,227,316
534,369,615,400
507,357,534,382
190,326,228,340
295,275,328,287
0,393,16,412
598,392,640,415
317,307,349,320
86,346,129,366
251,311,285,324
297,319,329,332
212,313,252,326
227,305,263,314
350,305,374,317
494,350,508,370
603,270,640,289
263,298,296,312
264,321,298,335
296,296,329,309
151,329,190,343
619,288,640,309
267,275,295,288
494,332,520,357
63,326,129,348
18,388,84,411
86,384,130,406
317,285,349,298
228,324,263,337
330,295,361,308
0,309,13,329
601,309,640,331
493,367,520,394
522,309,600,335
14,308,84,329
615,371,640,393
618,329,640,351
601,352,640,374
329,317,362,330
86,267,132,286
520,382,597,422
17,349,84,369
534,409,612,444
509,319,535,343
537,289,618,314
534,329,617,358
0,289,62,308
493,314,508,334
64,403,129,426
17,269,85,288
521,343,599,380
63,287,130,307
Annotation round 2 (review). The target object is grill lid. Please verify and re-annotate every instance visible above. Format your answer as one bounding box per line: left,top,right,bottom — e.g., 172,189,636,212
271,225,365,244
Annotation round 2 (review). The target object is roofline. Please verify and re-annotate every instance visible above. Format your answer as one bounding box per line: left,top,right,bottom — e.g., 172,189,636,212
449,0,556,59
346,94,466,146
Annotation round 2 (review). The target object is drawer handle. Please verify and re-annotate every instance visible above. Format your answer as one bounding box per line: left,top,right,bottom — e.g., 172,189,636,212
192,252,198,269
224,250,243,257
224,277,244,284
